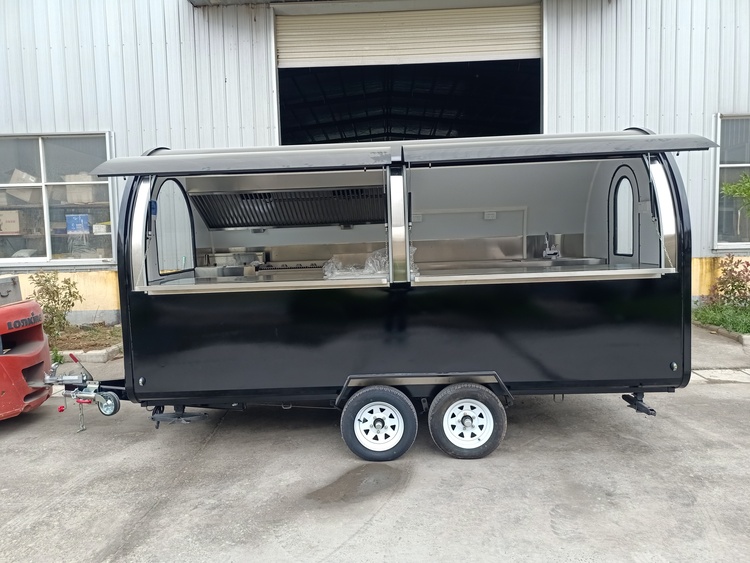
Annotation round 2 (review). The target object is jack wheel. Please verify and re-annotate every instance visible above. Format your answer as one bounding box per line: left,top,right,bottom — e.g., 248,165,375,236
428,383,506,459
97,391,121,416
340,385,418,462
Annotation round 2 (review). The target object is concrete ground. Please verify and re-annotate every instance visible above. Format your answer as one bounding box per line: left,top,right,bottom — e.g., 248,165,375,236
2,326,750,562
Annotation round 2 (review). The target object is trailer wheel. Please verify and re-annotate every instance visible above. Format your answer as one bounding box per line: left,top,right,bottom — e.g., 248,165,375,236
97,392,121,416
428,383,506,459
340,385,418,462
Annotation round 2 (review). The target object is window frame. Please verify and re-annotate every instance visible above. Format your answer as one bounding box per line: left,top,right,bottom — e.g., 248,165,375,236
613,176,635,257
714,114,750,250
0,132,114,267
154,178,196,277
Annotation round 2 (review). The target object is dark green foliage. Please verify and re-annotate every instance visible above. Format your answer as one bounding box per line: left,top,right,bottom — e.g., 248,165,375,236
722,173,750,211
694,255,750,333
706,255,750,307
28,271,84,346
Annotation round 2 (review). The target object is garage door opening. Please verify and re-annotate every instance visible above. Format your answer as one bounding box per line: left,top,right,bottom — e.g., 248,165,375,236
279,59,541,145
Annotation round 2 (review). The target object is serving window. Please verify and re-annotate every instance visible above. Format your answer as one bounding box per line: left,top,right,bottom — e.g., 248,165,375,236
135,168,392,294
406,157,675,287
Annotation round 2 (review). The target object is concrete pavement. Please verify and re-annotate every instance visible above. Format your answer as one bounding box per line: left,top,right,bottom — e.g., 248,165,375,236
1,325,749,562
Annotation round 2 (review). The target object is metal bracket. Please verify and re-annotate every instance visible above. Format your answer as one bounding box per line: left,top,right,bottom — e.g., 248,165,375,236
150,406,207,429
622,392,656,416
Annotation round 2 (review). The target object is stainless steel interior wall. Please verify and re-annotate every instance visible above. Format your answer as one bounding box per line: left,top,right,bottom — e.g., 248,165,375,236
544,0,750,257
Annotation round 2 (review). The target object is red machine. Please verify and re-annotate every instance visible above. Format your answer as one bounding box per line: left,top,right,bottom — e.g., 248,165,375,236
0,299,52,421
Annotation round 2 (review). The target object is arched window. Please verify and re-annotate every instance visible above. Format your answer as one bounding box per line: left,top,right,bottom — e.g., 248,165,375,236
614,177,634,256
156,179,194,275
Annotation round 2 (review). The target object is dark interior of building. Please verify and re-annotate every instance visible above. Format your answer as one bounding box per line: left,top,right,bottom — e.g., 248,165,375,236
279,59,541,144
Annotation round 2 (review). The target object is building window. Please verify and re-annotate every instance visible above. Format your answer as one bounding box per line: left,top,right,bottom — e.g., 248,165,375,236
717,116,750,244
0,134,112,263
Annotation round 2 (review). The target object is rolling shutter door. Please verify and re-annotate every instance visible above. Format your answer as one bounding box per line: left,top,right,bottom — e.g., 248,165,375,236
275,5,541,69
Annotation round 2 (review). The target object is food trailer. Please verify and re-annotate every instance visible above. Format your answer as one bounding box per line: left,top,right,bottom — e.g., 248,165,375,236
94,129,714,461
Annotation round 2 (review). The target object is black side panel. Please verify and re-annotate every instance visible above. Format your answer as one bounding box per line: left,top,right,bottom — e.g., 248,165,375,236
126,277,685,403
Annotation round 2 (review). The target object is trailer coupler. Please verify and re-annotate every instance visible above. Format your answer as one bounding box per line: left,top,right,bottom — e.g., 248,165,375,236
622,393,656,416
150,405,208,429
44,356,123,432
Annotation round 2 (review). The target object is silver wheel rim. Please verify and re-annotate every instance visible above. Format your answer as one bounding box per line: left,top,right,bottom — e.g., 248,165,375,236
99,396,116,416
442,398,494,449
353,401,405,452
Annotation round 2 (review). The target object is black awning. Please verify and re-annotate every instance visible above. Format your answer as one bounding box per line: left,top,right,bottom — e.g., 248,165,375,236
92,146,394,177
401,132,716,165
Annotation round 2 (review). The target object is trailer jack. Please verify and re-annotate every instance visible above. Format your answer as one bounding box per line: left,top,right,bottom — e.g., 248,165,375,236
150,405,207,429
622,393,656,416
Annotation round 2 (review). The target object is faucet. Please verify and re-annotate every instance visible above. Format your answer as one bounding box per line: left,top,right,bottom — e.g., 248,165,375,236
543,232,560,259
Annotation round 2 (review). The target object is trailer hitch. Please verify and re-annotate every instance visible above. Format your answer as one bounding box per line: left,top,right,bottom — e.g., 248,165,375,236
44,354,122,432
622,392,656,416
150,405,208,429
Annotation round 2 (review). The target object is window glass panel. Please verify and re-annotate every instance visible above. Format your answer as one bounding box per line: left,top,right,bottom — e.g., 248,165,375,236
157,180,194,274
0,134,112,262
48,202,113,259
717,166,750,243
0,187,47,258
0,138,42,183
720,118,750,165
43,136,108,182
615,177,634,255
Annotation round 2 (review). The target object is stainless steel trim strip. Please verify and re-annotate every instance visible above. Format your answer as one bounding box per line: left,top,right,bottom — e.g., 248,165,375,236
388,168,409,283
649,160,678,269
130,177,153,288
137,277,389,295
413,268,675,287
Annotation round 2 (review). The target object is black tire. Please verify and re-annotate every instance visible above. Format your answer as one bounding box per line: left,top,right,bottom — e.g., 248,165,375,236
340,385,418,462
428,383,506,459
97,391,121,416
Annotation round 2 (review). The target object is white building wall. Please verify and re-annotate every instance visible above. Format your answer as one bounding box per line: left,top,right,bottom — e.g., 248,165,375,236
544,0,750,257
3,0,750,260
0,0,278,158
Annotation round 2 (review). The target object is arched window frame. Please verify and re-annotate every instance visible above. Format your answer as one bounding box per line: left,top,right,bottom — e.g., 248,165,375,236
614,176,634,257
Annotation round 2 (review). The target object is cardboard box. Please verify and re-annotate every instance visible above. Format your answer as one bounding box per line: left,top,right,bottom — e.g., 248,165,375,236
0,210,21,235
0,192,23,206
10,168,37,183
6,187,42,203
63,173,94,183
66,185,96,203
49,187,68,202
66,214,91,234
63,174,99,203
51,221,67,235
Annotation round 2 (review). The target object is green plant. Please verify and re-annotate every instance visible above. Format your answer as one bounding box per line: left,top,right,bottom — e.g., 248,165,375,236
50,347,64,364
28,271,84,346
693,303,750,334
721,172,750,211
706,254,750,307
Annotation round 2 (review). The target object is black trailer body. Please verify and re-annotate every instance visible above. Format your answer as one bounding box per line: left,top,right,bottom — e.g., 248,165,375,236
95,129,714,461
